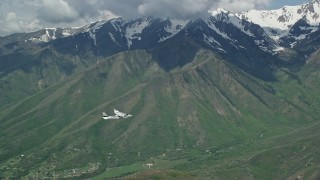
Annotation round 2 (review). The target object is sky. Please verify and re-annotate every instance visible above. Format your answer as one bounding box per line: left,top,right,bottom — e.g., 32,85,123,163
0,0,311,36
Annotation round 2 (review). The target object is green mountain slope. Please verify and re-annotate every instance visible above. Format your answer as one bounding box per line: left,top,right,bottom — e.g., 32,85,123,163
1,48,319,179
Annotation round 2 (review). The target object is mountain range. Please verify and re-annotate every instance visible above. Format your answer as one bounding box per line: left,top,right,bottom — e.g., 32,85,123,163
0,0,320,179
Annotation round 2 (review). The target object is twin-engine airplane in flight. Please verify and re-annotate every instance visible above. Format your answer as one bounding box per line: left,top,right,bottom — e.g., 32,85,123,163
102,109,132,120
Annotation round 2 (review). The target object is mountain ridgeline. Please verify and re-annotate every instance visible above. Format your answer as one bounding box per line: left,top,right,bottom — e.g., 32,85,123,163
1,1,320,179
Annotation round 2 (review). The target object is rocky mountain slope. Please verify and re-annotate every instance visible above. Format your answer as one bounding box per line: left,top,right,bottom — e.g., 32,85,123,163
0,1,320,179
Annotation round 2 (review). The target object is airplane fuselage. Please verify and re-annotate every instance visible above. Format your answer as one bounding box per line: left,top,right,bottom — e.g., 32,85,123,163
102,116,120,120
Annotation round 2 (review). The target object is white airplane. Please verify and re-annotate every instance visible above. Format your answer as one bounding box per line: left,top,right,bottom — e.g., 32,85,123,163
102,109,132,120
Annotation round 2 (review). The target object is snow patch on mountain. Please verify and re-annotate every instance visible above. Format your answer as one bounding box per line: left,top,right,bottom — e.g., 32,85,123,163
110,18,124,33
203,34,227,53
125,18,151,48
205,18,233,42
209,9,254,37
273,46,285,52
89,20,107,32
108,32,121,47
238,0,320,40
29,29,56,43
29,26,89,43
62,29,72,36
255,39,272,53
87,20,107,46
287,26,319,48
203,34,221,47
209,8,286,54
159,19,188,42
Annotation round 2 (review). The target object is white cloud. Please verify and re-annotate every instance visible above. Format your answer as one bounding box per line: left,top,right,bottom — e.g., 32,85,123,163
98,10,119,21
38,0,79,23
135,0,272,18
5,12,16,21
217,0,272,12
137,0,215,19
3,12,21,34
0,0,276,36
0,11,42,36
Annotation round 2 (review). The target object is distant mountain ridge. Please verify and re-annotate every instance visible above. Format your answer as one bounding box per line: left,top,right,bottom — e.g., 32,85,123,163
1,1,320,179
15,1,320,45
2,0,319,65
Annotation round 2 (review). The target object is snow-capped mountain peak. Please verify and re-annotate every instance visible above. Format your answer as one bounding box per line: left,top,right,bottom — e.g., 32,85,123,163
159,19,188,42
125,17,152,48
17,0,319,59
237,0,320,41
239,0,320,29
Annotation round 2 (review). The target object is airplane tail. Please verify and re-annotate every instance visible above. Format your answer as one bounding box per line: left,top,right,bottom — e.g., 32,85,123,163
102,112,108,117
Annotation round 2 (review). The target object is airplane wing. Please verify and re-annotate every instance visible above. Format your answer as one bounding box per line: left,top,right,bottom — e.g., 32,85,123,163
114,109,125,117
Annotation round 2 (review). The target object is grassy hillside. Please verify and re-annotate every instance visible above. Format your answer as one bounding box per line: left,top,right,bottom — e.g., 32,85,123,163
0,49,319,179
